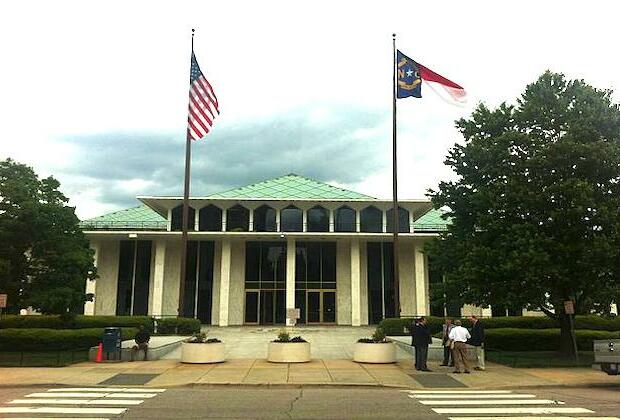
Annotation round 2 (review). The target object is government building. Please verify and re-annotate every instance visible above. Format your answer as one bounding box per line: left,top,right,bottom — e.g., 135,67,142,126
80,174,451,326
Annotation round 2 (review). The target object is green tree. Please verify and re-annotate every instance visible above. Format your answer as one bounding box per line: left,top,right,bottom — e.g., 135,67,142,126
427,71,620,354
0,159,96,314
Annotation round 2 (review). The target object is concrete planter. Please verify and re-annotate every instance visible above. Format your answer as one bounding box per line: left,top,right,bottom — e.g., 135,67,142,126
353,342,397,363
267,342,311,363
181,341,225,364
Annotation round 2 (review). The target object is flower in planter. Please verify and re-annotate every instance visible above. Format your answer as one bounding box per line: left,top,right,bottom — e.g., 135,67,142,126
357,327,390,344
273,329,307,343
187,332,222,343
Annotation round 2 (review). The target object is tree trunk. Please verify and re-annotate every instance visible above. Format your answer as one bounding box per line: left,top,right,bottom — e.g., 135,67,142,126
558,312,577,356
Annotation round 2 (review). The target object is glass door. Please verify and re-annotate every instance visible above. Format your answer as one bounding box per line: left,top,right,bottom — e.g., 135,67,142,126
305,290,337,324
323,291,336,323
307,291,321,323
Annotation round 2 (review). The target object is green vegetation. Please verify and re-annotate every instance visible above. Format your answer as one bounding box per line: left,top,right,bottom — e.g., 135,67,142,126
0,315,154,331
484,328,620,351
426,72,620,355
156,317,201,334
0,159,96,314
485,351,594,368
0,327,138,351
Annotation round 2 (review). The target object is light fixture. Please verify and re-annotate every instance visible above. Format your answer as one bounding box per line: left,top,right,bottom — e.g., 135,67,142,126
128,233,138,239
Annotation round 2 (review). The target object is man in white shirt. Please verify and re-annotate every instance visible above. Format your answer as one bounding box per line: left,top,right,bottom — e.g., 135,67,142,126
448,320,471,374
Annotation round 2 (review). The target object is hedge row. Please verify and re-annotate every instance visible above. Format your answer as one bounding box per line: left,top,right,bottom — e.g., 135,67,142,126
378,315,620,336
0,328,138,351
156,317,201,334
0,315,154,331
485,328,620,351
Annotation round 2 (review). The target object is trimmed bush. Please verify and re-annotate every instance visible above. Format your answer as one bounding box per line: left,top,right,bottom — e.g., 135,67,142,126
378,317,452,336
0,328,138,351
0,315,154,332
485,328,620,351
156,317,201,334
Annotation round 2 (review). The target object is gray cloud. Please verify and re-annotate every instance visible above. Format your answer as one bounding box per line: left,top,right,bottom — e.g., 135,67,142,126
58,106,390,214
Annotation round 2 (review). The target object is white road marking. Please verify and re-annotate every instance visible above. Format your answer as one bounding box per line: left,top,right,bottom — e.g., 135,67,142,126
408,394,537,399
46,387,166,392
10,398,143,406
420,399,565,405
403,390,513,394
0,407,126,414
448,417,620,420
433,407,595,414
27,392,157,398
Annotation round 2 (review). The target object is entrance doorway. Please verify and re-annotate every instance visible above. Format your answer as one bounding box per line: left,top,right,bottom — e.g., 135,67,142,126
305,290,336,324
244,290,286,324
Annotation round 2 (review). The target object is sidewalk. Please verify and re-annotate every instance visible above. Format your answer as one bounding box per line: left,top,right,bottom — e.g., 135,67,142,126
1,358,618,389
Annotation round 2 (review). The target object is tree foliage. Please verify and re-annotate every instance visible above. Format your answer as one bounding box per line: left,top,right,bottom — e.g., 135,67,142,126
0,159,96,314
427,71,620,352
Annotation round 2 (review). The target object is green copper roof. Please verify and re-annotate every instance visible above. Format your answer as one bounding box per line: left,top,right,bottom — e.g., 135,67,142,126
80,205,166,230
413,208,450,231
208,174,375,200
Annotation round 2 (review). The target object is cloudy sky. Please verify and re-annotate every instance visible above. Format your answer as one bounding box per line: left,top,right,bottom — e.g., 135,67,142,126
1,1,619,219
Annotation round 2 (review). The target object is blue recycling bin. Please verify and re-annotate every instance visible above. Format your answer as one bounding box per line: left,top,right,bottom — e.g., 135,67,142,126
102,327,122,361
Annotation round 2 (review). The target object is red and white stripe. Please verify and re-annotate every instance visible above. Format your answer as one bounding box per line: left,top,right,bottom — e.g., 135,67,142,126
187,75,219,141
419,63,467,105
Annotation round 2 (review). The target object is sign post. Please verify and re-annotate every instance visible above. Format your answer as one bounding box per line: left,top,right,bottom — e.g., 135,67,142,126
564,300,579,363
0,294,7,319
286,308,300,327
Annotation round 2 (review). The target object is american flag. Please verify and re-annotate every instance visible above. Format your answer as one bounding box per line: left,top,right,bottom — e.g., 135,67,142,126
187,52,219,140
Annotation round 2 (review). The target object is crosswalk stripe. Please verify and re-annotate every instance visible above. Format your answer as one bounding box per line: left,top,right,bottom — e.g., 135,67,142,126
420,399,565,405
433,407,595,414
9,399,143,406
0,407,126,415
408,394,537,399
46,387,166,392
27,392,157,398
403,390,513,394
448,417,620,420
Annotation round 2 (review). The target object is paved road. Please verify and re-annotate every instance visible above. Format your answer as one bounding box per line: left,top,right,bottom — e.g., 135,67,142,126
0,385,618,419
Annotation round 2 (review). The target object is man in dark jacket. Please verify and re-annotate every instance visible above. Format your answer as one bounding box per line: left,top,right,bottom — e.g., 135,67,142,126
411,317,432,371
467,315,485,371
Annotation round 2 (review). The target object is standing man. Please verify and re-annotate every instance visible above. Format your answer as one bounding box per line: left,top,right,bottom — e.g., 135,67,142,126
448,320,471,374
412,317,432,372
467,315,485,371
440,318,454,367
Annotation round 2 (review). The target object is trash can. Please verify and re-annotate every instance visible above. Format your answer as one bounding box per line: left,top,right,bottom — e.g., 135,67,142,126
102,327,122,361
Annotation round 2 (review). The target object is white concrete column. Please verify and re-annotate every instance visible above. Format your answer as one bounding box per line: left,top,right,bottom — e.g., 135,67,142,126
151,240,166,317
329,209,335,232
382,210,387,233
219,239,232,326
167,209,172,231
194,208,200,231
276,209,281,232
408,210,414,233
302,209,308,232
351,238,362,326
286,237,296,326
249,208,254,231
414,244,429,316
355,210,361,232
83,242,100,315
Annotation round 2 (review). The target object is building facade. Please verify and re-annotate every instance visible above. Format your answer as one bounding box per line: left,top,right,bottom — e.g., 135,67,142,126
81,174,449,325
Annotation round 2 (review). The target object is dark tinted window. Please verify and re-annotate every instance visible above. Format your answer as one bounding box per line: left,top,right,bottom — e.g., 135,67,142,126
226,205,249,231
254,205,276,232
361,206,383,233
307,206,329,232
199,205,222,232
335,206,356,232
171,205,195,231
281,205,302,232
387,207,410,233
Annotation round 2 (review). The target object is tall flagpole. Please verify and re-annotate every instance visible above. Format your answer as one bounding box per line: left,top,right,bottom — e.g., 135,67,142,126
178,28,195,317
391,33,401,318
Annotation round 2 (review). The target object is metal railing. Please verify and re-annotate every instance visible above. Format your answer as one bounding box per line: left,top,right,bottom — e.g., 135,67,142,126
80,221,168,231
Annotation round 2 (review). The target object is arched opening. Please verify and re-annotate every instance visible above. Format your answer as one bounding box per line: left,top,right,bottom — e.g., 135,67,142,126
386,207,410,233
253,205,276,232
226,205,249,232
307,205,329,232
360,206,383,233
198,205,222,232
281,205,303,232
335,206,356,232
171,205,195,231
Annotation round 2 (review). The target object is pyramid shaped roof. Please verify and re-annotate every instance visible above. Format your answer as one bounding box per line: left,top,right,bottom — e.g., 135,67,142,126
207,173,374,200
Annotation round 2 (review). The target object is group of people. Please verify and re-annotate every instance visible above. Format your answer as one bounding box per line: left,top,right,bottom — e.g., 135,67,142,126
410,315,485,374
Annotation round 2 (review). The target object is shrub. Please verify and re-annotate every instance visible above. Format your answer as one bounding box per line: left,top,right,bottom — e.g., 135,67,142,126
485,328,620,351
378,317,446,336
0,328,138,351
0,315,154,332
186,332,221,343
273,330,307,343
155,318,201,335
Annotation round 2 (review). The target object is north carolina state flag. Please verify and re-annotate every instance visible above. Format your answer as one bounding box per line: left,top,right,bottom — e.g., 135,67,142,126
397,50,466,105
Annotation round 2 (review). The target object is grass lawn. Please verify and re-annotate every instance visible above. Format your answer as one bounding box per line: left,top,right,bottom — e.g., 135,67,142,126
0,350,89,367
486,350,594,368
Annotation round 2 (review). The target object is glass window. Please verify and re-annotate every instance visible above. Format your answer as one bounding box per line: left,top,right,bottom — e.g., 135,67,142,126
116,240,152,316
295,242,337,289
307,206,329,232
366,242,395,324
226,205,249,231
171,205,195,231
387,207,410,233
116,241,135,316
361,206,383,233
245,241,287,285
199,205,222,232
281,205,302,232
335,206,356,232
254,205,276,232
